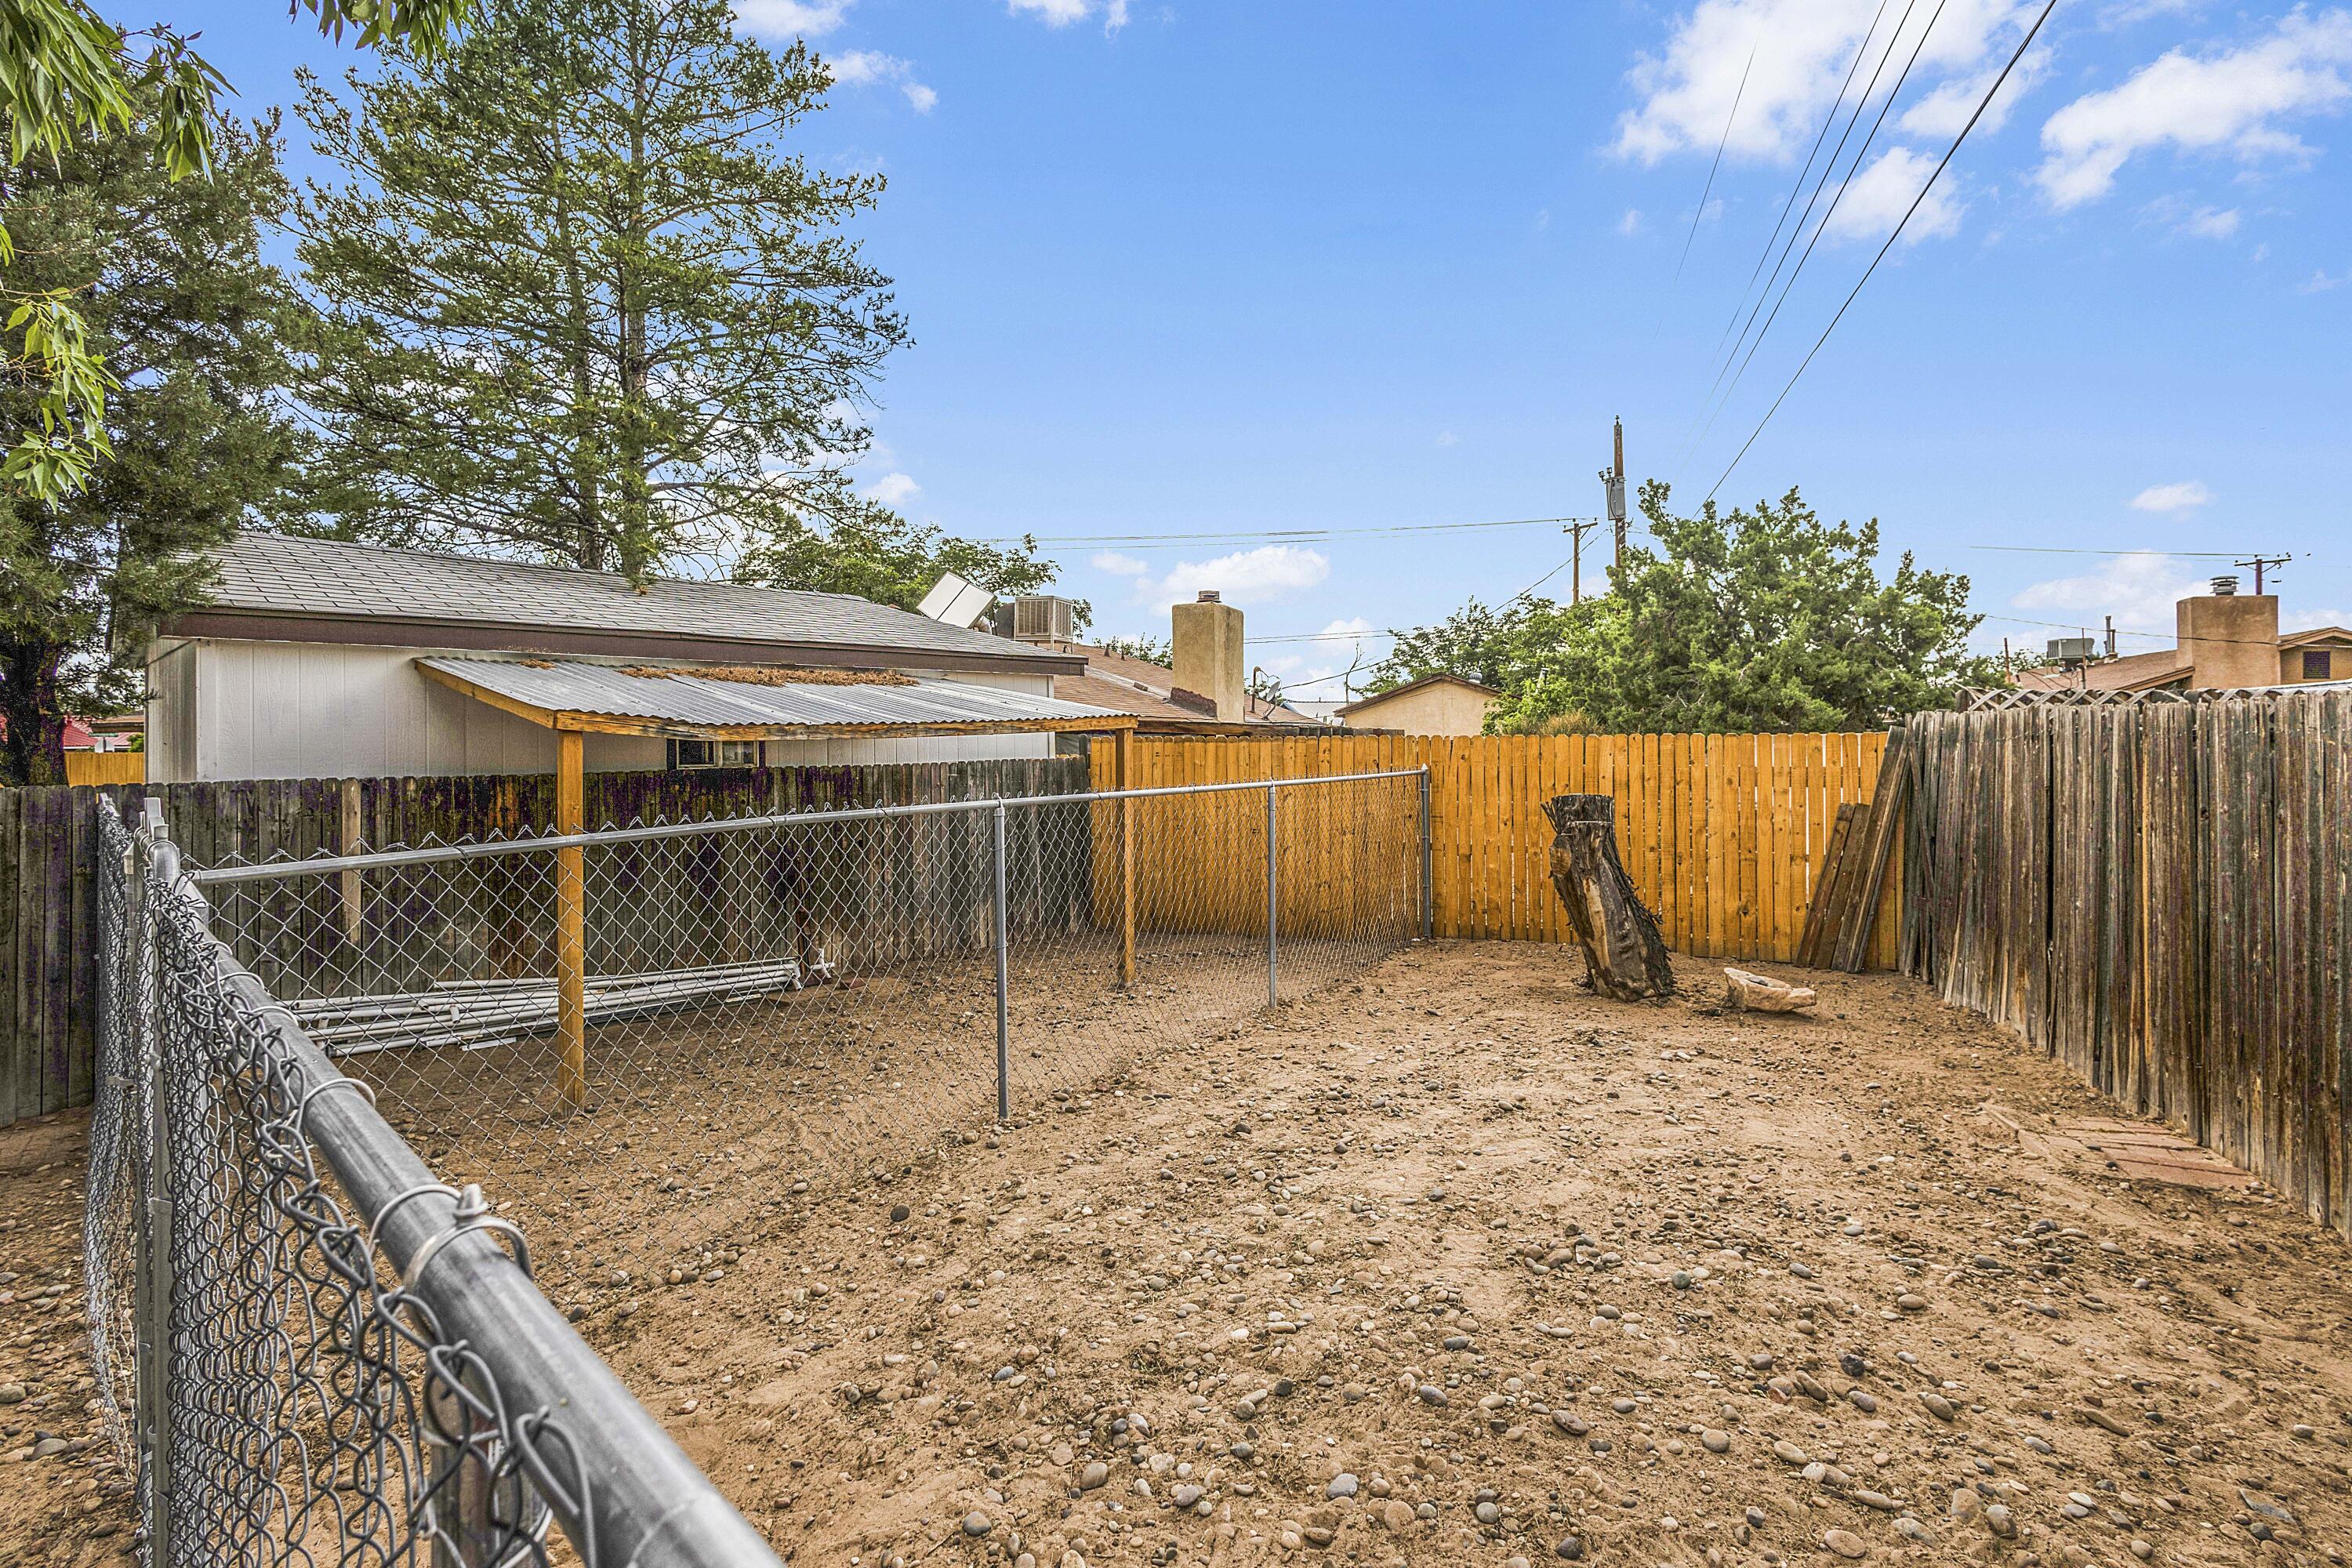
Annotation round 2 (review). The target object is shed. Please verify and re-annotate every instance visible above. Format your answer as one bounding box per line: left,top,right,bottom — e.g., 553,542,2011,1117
146,532,1110,782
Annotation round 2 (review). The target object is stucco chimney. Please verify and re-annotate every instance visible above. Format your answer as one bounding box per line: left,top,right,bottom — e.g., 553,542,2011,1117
1171,590,1246,721
2177,585,2278,690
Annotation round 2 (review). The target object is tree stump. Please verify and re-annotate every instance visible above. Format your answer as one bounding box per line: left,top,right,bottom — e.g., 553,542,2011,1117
1542,793,1675,1002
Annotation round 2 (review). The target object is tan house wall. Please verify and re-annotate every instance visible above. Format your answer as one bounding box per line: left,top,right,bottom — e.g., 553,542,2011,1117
2281,637,2352,684
2177,593,2279,689
1342,681,1497,736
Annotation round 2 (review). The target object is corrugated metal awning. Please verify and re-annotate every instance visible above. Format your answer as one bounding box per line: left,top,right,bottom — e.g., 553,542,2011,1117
416,656,1131,737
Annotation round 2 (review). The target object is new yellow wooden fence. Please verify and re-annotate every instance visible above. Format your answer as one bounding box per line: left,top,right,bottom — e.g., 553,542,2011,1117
64,752,142,786
1089,732,1898,967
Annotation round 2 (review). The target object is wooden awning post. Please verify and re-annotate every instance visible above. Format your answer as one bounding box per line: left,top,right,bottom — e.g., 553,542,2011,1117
554,728,588,1109
1115,726,1136,989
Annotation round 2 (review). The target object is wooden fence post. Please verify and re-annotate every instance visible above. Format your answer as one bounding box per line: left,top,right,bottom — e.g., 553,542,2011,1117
554,730,587,1109
337,777,363,946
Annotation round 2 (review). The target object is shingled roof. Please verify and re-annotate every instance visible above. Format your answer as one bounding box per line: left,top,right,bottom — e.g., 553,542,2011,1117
172,532,1080,674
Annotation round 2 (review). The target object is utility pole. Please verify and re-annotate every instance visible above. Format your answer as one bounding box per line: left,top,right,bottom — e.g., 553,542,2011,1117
1597,416,1628,570
1565,519,1599,604
2233,554,2289,595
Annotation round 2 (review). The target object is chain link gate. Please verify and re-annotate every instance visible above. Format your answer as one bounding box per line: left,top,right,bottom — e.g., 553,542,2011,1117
85,797,781,1568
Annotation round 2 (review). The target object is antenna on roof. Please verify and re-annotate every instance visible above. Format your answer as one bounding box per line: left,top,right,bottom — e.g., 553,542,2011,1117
917,572,996,630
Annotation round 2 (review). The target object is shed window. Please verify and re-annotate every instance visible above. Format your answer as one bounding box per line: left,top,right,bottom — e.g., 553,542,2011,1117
2304,649,2333,681
669,738,760,769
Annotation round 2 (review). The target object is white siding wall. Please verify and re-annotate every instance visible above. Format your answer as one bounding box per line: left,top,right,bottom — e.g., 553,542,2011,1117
153,639,1058,782
143,641,197,782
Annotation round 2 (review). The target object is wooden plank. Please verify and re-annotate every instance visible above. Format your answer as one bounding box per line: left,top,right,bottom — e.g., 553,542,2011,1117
1795,802,1858,968
1833,726,1911,974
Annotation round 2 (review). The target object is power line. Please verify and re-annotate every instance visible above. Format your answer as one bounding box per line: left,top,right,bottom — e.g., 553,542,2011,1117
1668,45,1755,295
1970,546,2278,560
1688,0,1953,478
982,515,1602,548
1704,0,2058,504
1704,0,1893,372
1673,0,1922,479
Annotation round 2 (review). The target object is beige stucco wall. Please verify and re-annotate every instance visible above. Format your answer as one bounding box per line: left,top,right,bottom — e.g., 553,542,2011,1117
2177,594,2279,689
1342,681,1497,736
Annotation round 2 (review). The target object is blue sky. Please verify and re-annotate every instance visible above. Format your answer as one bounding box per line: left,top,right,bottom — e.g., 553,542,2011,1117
170,0,2351,699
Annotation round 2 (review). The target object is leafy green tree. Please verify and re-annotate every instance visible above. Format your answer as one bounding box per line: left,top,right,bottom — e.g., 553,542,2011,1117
1486,482,1994,734
0,101,303,783
733,510,1073,619
296,0,935,585
1096,634,1171,666
1367,596,1539,692
0,0,466,499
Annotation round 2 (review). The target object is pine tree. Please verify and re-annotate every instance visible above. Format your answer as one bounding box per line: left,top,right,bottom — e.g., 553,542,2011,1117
298,0,933,585
0,100,300,785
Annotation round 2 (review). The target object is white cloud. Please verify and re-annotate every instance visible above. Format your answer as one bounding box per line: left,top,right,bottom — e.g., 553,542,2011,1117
2129,478,2212,511
1091,551,1150,576
1614,0,2039,165
734,0,855,37
2183,203,2241,236
2013,553,2208,637
862,470,920,506
1435,430,1459,448
2287,604,2352,631
1820,145,1966,243
1007,0,1092,24
2035,9,2352,208
1617,207,1644,235
827,50,937,112
1104,0,1131,31
1897,45,2053,138
1134,546,1330,612
2302,263,2350,290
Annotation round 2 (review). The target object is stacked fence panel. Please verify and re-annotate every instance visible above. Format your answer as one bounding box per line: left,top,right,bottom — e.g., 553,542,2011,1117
1902,692,2352,1236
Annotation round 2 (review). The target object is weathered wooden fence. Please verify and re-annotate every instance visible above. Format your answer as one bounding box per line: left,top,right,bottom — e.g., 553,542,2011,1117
1089,731,1900,966
0,758,1083,1128
1901,694,2352,1236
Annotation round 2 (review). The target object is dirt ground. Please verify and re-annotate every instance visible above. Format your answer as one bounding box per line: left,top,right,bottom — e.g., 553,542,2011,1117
8,939,2352,1567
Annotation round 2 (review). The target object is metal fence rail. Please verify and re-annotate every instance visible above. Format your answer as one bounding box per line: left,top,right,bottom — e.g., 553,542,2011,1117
179,770,1428,1240
85,796,782,1568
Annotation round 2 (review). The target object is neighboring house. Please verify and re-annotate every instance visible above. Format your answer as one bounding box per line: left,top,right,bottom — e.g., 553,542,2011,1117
146,532,1120,783
2007,579,2352,696
1335,672,1501,736
1014,591,1334,734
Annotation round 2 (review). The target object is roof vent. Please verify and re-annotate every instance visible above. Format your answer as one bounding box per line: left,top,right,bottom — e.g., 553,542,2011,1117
1197,590,1221,604
2210,575,2239,596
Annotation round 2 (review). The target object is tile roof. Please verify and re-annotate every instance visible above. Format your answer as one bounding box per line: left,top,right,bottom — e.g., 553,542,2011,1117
419,658,1123,731
197,532,1073,669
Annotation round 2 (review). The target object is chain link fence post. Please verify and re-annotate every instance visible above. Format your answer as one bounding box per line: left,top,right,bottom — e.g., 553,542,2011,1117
991,800,1011,1123
1265,783,1279,1007
1417,768,1433,940
134,799,173,1567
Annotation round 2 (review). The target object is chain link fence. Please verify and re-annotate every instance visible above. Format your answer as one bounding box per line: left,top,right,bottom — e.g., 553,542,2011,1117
80,768,1424,1564
84,796,781,1568
186,770,1428,1242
